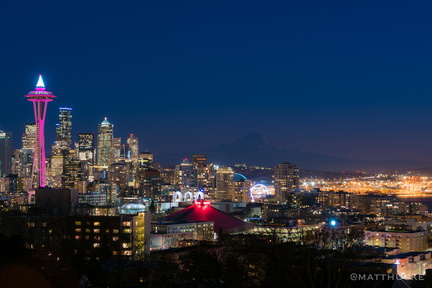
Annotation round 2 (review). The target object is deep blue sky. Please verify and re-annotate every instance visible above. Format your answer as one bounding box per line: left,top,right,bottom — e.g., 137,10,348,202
1,1,432,162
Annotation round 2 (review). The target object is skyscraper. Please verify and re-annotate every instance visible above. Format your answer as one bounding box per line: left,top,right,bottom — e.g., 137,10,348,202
138,152,154,172
22,123,36,149
274,162,299,203
175,158,197,188
112,137,123,163
215,166,234,201
127,134,139,162
0,130,12,176
78,133,95,165
11,124,35,179
97,117,113,167
61,150,79,189
53,107,72,154
24,75,56,188
192,154,207,167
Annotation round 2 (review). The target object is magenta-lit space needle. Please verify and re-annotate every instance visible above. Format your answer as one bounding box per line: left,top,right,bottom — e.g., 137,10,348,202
25,75,56,188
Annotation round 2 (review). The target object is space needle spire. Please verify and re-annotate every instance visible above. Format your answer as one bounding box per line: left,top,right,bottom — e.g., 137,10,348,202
24,75,56,188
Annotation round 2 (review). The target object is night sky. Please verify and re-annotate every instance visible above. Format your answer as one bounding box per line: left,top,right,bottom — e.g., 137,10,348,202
1,1,432,163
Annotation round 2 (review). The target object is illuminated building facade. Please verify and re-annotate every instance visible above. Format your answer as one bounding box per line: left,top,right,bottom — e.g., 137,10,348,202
274,162,299,203
24,75,56,188
11,124,36,185
248,224,322,243
78,133,95,165
112,137,123,163
175,159,197,188
97,117,113,167
61,150,80,189
190,154,214,193
22,123,36,149
0,130,12,176
53,107,72,154
127,134,139,162
233,178,251,202
138,152,154,172
195,164,215,195
215,166,234,201
139,170,162,199
108,161,131,190
381,251,432,280
365,230,428,253
317,190,357,209
192,154,207,167
4,211,151,263
151,221,214,249
356,194,406,216
48,154,63,187
72,212,150,260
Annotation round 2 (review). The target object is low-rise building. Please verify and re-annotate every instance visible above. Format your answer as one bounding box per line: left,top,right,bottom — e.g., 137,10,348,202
248,223,322,243
72,211,151,260
151,220,214,249
365,229,428,253
381,251,432,279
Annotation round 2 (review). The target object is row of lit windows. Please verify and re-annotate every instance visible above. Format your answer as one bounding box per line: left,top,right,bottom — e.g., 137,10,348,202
75,221,100,226
74,228,121,234
75,235,123,242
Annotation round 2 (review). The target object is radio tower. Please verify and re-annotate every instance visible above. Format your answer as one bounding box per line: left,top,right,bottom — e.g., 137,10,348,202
25,75,56,188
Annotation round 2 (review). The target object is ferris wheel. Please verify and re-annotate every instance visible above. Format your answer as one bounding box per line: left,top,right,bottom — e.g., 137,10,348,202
250,184,270,200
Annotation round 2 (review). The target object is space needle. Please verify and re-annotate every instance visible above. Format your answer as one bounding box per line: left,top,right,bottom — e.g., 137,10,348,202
24,75,56,188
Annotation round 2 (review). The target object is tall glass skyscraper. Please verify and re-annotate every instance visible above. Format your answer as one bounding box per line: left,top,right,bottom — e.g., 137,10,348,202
0,130,12,176
55,107,72,152
274,162,299,202
78,133,95,165
127,134,139,161
97,118,113,167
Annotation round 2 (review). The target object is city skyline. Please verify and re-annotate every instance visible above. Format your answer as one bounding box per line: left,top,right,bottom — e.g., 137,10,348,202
3,2,432,286
2,1,432,163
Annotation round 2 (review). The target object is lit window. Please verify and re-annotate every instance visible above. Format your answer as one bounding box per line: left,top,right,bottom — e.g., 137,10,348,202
75,221,81,226
93,243,100,248
94,222,100,226
94,229,100,233
122,221,131,227
121,250,132,256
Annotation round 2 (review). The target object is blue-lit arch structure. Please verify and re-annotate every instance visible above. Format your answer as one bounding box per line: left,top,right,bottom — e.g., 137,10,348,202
233,173,247,181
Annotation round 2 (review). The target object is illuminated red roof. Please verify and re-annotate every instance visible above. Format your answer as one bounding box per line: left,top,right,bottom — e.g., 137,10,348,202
165,202,253,233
